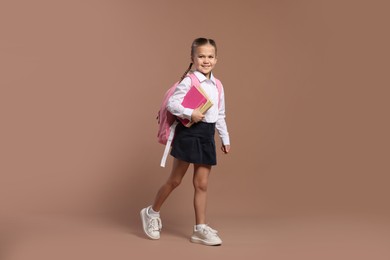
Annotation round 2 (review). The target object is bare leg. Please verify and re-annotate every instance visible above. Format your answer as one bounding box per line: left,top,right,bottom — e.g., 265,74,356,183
151,158,190,212
193,164,211,225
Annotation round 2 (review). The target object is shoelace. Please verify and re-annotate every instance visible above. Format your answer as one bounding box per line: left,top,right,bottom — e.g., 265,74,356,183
202,225,218,236
148,217,162,231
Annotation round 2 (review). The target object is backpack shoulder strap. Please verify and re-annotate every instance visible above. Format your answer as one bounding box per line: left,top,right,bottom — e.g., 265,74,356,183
187,72,199,87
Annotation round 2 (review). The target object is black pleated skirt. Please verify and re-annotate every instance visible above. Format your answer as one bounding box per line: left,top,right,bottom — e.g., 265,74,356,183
170,121,217,165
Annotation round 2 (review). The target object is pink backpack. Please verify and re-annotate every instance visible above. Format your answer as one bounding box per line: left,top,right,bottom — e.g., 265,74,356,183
157,72,222,167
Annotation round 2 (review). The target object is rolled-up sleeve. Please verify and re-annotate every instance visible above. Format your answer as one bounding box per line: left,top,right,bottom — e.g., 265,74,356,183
167,77,193,120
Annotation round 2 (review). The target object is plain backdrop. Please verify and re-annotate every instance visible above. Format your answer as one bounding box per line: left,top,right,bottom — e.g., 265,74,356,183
1,0,389,259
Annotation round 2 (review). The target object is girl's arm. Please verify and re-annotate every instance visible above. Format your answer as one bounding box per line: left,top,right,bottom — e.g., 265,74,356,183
167,77,194,120
215,85,230,149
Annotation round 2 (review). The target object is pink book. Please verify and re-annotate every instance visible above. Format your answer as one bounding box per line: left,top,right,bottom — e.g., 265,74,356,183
179,86,213,127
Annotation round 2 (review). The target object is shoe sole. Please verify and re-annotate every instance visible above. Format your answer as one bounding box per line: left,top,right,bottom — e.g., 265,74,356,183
140,208,160,240
190,236,222,246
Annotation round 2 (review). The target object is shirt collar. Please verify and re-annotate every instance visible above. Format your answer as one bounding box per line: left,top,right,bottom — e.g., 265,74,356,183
194,70,217,85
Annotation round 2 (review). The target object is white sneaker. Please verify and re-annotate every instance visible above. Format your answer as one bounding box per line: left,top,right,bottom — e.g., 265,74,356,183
140,206,162,239
190,225,222,246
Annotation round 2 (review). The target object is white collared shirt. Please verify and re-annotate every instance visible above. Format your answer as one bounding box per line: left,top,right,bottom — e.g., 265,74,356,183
167,71,230,145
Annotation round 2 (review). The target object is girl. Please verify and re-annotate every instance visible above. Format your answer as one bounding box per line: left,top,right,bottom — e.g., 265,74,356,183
140,38,230,246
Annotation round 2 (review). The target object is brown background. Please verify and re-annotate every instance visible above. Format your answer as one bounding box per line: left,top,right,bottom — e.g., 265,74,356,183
1,0,389,259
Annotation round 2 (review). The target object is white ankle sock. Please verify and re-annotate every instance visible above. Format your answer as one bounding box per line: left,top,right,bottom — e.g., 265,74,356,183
148,206,160,217
195,224,207,231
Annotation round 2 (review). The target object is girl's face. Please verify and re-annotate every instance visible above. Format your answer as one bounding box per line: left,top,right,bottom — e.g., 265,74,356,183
192,44,217,79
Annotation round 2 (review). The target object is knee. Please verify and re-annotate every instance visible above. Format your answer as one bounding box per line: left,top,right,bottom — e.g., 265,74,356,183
194,180,208,192
167,178,181,189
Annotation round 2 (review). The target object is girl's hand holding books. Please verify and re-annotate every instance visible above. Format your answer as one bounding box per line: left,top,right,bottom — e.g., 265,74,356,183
191,108,205,123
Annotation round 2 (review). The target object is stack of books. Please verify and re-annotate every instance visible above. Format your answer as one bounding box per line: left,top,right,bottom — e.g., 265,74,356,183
179,85,213,127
